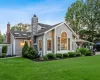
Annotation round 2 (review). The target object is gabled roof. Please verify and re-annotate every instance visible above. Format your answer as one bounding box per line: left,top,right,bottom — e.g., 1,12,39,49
35,22,63,36
11,22,79,39
35,22,79,38
38,23,52,28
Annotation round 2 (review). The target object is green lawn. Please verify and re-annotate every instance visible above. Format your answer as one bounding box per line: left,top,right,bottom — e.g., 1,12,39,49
0,56,100,80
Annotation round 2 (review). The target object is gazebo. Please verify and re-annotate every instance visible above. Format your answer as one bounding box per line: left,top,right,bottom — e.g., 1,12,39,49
74,39,94,49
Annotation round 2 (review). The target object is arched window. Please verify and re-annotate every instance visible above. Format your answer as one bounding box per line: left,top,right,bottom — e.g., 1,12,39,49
61,32,67,50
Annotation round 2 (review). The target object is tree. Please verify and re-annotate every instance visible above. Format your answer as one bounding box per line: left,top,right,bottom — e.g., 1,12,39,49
65,0,100,42
65,0,84,34
82,0,100,42
27,47,38,59
22,41,29,58
11,23,30,31
0,31,3,44
22,41,38,59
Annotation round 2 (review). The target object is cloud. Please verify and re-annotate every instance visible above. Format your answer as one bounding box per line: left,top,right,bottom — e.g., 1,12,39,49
0,0,68,34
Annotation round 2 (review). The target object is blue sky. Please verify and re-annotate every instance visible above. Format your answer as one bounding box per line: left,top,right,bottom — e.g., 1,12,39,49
0,0,75,34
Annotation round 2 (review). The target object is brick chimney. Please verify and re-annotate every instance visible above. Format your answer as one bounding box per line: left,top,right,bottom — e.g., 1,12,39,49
7,22,10,44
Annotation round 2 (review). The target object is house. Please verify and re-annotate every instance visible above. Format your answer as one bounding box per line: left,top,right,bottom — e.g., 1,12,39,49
6,14,91,56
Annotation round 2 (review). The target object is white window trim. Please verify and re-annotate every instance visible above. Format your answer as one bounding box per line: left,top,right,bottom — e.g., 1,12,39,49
23,34,27,36
14,33,19,35
60,32,67,50
57,32,72,52
68,37,70,51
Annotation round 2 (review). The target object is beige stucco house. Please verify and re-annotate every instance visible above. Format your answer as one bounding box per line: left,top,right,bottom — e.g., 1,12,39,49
9,15,80,56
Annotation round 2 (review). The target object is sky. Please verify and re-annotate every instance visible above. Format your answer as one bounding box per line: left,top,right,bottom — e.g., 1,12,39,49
0,0,76,34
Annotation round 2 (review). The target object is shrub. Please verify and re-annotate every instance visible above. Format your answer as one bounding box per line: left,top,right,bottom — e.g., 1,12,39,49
22,41,29,58
76,52,81,57
79,48,88,55
43,56,48,60
56,53,63,58
27,47,38,59
2,53,6,58
68,52,76,57
63,53,69,58
46,53,56,59
2,46,7,54
85,50,93,56
2,46,8,58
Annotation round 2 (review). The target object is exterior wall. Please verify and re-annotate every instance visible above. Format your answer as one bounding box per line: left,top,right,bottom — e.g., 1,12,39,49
11,33,15,55
14,39,30,56
14,39,23,56
56,23,73,53
43,23,74,55
45,30,54,54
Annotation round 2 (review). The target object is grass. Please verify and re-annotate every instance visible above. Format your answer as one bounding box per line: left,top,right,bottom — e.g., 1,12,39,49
0,56,100,80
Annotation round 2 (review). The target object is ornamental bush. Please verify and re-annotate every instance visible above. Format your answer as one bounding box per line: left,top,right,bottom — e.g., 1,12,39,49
22,41,29,58
76,52,81,57
56,53,63,58
2,46,7,54
2,46,8,58
85,50,93,56
43,56,48,60
63,53,69,58
68,52,76,57
79,48,89,55
27,47,38,59
46,53,56,59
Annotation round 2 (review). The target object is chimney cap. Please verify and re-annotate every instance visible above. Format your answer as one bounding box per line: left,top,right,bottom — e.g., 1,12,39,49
8,22,10,24
33,14,37,17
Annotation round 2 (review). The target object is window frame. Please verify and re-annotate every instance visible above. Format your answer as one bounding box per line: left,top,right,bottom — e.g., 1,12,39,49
57,37,60,51
39,40,42,51
47,38,52,51
61,32,67,50
68,38,70,50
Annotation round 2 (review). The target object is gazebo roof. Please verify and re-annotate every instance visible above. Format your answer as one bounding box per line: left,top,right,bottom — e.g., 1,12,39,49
73,39,94,44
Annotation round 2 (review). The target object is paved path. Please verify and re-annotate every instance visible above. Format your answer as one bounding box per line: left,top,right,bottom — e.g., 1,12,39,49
95,52,100,55
0,56,21,59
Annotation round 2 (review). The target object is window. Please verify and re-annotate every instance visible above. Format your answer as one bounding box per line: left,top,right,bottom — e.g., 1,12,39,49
14,33,19,35
47,40,52,51
61,32,67,50
23,34,27,36
39,40,42,50
20,40,31,47
24,40,31,47
68,38,70,50
57,37,60,50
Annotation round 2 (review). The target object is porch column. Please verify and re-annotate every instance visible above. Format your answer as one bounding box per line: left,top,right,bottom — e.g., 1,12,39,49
43,34,46,56
54,28,56,54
